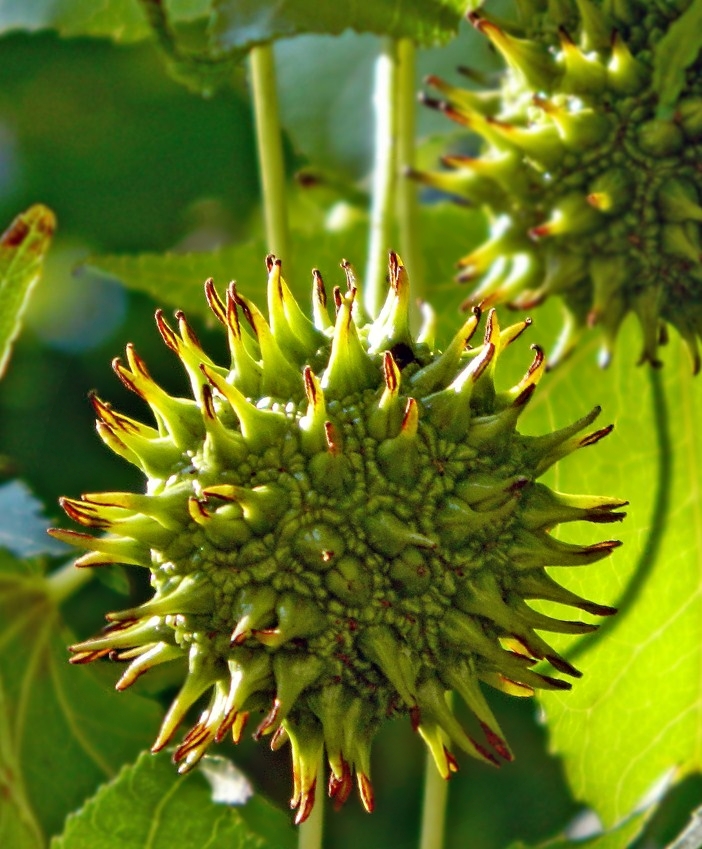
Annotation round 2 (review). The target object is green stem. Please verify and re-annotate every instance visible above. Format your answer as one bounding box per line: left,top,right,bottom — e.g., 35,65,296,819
298,755,324,849
364,38,400,318
46,560,93,605
418,746,450,849
396,39,425,303
250,44,291,265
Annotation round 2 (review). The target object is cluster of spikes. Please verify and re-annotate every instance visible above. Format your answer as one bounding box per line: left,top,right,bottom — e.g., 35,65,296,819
52,253,625,822
416,0,702,369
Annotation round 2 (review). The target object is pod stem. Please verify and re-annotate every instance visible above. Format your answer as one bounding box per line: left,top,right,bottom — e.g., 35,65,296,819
46,560,94,605
418,698,451,849
396,38,425,303
298,753,324,849
364,38,400,319
250,44,291,267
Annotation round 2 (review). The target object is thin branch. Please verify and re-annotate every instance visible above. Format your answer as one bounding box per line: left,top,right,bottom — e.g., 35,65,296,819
418,747,450,849
250,44,291,265
298,754,324,849
396,38,425,303
364,38,400,318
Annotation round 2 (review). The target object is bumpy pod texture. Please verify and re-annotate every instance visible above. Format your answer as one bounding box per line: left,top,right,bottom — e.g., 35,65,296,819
419,0,702,368
52,254,625,822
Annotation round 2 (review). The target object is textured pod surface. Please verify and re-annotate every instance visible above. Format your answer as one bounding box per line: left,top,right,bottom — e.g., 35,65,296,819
52,254,625,822
419,0,702,368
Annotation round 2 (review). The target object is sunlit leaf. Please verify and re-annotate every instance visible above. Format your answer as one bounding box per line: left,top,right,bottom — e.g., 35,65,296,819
0,551,161,842
52,750,295,849
509,307,702,826
0,205,55,379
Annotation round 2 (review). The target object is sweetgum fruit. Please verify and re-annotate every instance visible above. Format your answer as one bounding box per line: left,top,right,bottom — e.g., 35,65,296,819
419,0,702,368
52,253,625,821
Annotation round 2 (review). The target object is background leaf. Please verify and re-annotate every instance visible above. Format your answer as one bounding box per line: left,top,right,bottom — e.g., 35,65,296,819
0,205,55,378
83,217,370,318
52,750,295,849
0,0,212,43
506,308,702,826
652,0,702,113
0,551,161,843
507,808,648,849
211,0,477,52
0,480,67,558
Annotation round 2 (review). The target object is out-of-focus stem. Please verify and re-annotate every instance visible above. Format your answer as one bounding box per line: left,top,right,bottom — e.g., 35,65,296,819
418,690,451,849
396,38,425,303
298,754,324,849
250,44,291,266
418,749,450,849
364,38,400,318
46,561,93,605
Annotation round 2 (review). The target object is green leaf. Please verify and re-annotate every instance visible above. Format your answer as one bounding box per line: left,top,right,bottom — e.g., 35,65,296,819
511,310,702,826
52,751,294,849
0,551,161,843
0,480,68,558
82,197,483,325
0,0,211,43
507,808,649,849
0,205,55,379
652,0,702,113
211,0,473,52
82,217,370,318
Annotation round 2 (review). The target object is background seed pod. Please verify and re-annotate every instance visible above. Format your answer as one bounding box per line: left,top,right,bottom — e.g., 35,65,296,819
418,0,702,368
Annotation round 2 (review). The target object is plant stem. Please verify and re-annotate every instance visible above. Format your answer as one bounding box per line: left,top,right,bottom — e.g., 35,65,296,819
418,750,450,849
364,38,400,318
250,44,291,265
396,38,425,303
418,689,452,849
298,755,324,849
46,560,93,605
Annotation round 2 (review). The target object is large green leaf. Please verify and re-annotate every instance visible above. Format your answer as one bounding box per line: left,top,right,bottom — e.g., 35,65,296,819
211,0,476,52
0,205,55,379
0,551,161,844
82,217,370,317
513,312,702,826
52,751,295,849
0,0,211,43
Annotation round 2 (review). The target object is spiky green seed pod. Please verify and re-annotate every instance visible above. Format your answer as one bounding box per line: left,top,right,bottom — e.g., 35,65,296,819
419,0,702,369
51,253,625,822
